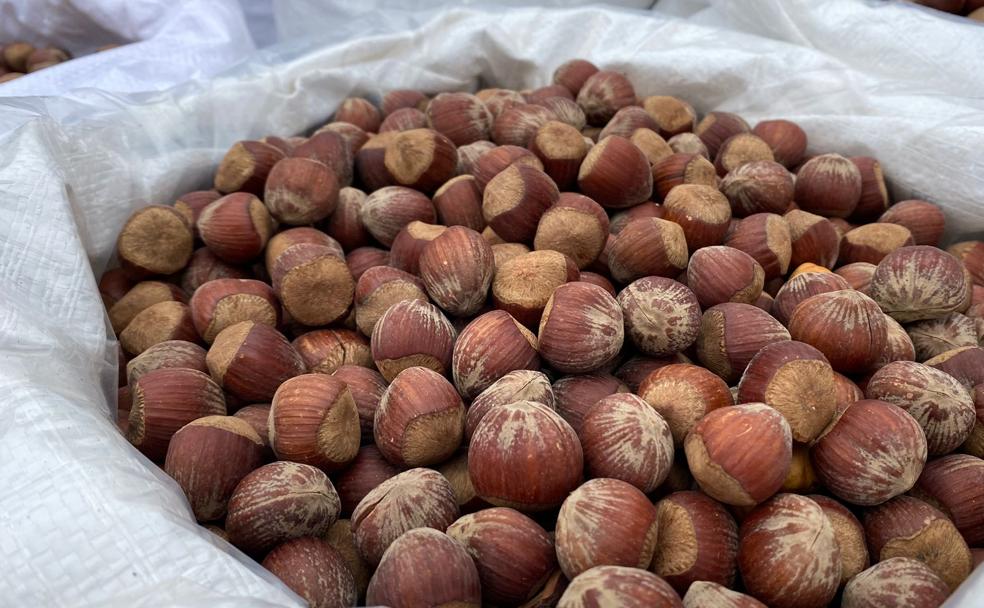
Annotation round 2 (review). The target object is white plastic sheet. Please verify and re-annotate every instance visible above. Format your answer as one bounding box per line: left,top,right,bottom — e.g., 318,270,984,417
1,4,982,606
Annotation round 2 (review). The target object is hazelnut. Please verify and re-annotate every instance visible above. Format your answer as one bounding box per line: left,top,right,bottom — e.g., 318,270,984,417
556,478,659,579
682,582,765,608
99,268,136,309
811,399,927,506
197,193,275,264
333,445,399,516
695,111,751,159
687,246,765,308
115,205,193,277
432,175,485,231
577,135,653,209
483,164,559,243
447,507,557,606
269,374,360,471
370,299,455,381
164,416,264,522
452,310,541,400
293,131,355,187
912,453,984,546
609,218,689,284
925,345,984,388
264,227,342,275
738,494,841,608
206,321,305,402
784,209,842,269
538,282,624,374
721,160,794,217
109,281,187,334
629,128,674,166
667,133,710,158
617,278,701,357
264,157,339,225
360,185,436,247
533,193,608,269
333,98,382,132
261,537,357,608
553,58,599,96
866,361,975,455
863,495,972,590
652,153,717,201
794,153,863,218
180,248,251,293
534,96,587,131
325,187,371,251
331,365,385,440
477,88,525,119
525,84,574,104
317,121,370,155
788,290,888,373
685,403,792,506
464,370,553,441
468,400,582,511
809,494,870,585
472,144,543,190
492,250,579,326
125,340,207,389
492,103,556,147
270,243,353,327
663,185,732,249
374,366,464,467
354,266,427,335
878,199,946,247
189,278,279,343
213,140,285,195
770,271,851,325
293,328,371,374
528,120,589,189
579,393,674,492
723,212,792,280
840,223,915,265
576,70,636,126
552,373,629,433
351,467,459,565
714,133,774,176
653,491,739,593
424,92,492,145
849,156,890,222
598,106,659,140
128,368,226,461
907,313,979,361
696,303,791,383
366,528,481,608
226,461,340,556
639,363,733,447
841,558,949,608
558,566,682,608
419,226,495,317
384,128,458,193
455,140,496,177
751,119,807,168
379,107,428,133
233,404,273,454
388,221,447,275
876,314,917,368
642,95,697,137
436,451,487,512
119,301,199,356
381,89,428,116
836,261,877,292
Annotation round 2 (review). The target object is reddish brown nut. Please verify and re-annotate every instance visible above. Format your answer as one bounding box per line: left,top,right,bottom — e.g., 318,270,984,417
836,261,877,292
683,582,765,608
452,310,541,400
617,277,701,357
419,226,494,317
189,279,278,344
173,190,221,237
492,103,556,147
355,132,397,190
115,205,193,278
293,328,371,374
264,157,339,225
912,454,984,546
354,266,426,336
233,404,272,452
455,140,496,176
528,121,589,189
696,303,791,383
771,271,851,326
577,135,653,209
687,246,764,309
553,58,600,96
534,96,587,131
331,366,386,441
384,128,458,193
360,185,436,246
598,106,659,140
794,153,863,218
907,313,979,361
629,128,673,165
653,491,739,594
370,299,455,381
559,565,682,608
264,228,341,278
388,221,445,275
374,367,464,467
109,281,187,334
206,321,305,402
714,133,774,176
469,400,582,511
863,495,972,590
926,346,984,388
432,175,485,231
128,368,226,461
866,361,975,455
663,185,732,250
788,290,888,373
293,130,355,188
99,268,136,309
465,370,553,441
576,70,636,126
812,399,927,505
324,519,372,601
381,89,428,116
752,119,807,169
685,403,792,506
579,393,673,492
553,373,629,433
334,97,381,132
447,507,557,606
840,223,915,265
262,537,357,608
164,416,264,522
351,467,459,565
471,144,543,190
119,301,199,356
841,557,949,608
638,363,732,447
784,209,841,269
651,153,717,201
738,494,841,608
723,213,792,280
270,243,353,327
333,445,399,516
126,340,207,389
532,193,608,269
214,140,285,195
197,193,275,264
325,187,370,250
492,250,579,326
667,133,710,158
269,374,360,471
226,461,340,556
694,111,750,159
483,164,559,244
737,341,838,444
641,96,697,137
366,528,481,608
538,282,624,374
879,199,946,247
425,92,492,145
720,160,794,217
805,494,869,585
556,478,659,579
609,218,689,284
848,156,890,222
379,107,428,133
876,314,917,369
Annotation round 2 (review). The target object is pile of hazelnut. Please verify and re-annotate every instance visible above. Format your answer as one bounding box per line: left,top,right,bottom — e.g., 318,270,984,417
101,58,984,608
0,42,71,82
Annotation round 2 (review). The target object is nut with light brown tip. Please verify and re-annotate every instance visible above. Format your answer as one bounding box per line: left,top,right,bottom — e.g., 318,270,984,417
575,70,636,126
653,491,739,594
794,153,863,218
109,281,187,335
577,135,653,209
189,278,279,344
878,199,945,247
528,120,588,189
371,299,456,382
261,537,357,608
425,92,492,145
125,340,207,389
432,175,485,231
354,266,427,336
491,103,556,148
784,209,842,269
723,212,792,280
482,163,558,244
265,226,341,276
695,112,750,159
598,106,659,140
552,58,599,96
116,205,194,278
609,218,689,284
384,128,458,193
663,184,732,250
559,565,682,608
809,494,869,585
119,301,199,356
911,453,984,546
492,249,579,326
291,130,354,188
270,243,353,327
360,185,436,247
639,363,732,447
641,95,697,137
667,133,710,158
839,223,915,265
533,193,608,269
538,282,624,374
471,144,543,190
206,321,305,402
652,153,717,203
714,133,774,176
269,373,360,471
687,246,764,309
452,310,541,400
334,97,381,132
213,140,285,195
751,119,807,169
841,558,949,608
264,157,339,225
721,160,794,217
696,303,790,383
293,328,371,375
683,582,765,608
197,193,276,264
788,290,887,373
419,226,494,317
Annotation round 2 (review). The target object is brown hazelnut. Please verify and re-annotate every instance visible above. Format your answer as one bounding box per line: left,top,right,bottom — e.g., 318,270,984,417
638,363,732,447
577,135,653,209
354,266,427,336
325,187,370,250
687,246,765,308
464,370,553,441
455,141,496,179
559,566,682,608
213,140,285,195
908,313,979,361
723,212,792,280
197,193,275,264
333,445,399,516
533,193,608,269
483,164,559,243
617,277,701,357
424,92,492,145
629,128,674,166
472,144,543,190
269,373,360,471
609,218,689,284
788,290,888,373
771,271,851,325
878,199,946,247
384,128,458,193
270,243,353,327
598,106,659,140
836,261,877,292
109,281,187,334
261,537,357,608
476,88,525,119
576,70,636,126
875,314,917,369
329,365,385,441
264,226,342,276
721,160,794,217
360,185,436,247
841,557,949,608
317,121,370,155
528,120,589,189
553,58,600,96
115,205,194,278
370,299,455,382
695,112,750,159
180,248,251,294
189,278,279,343
119,301,199,356
432,175,485,231
925,345,984,388
912,453,984,546
381,89,428,116
696,303,791,383
264,157,339,225
667,133,710,158
683,582,765,608
492,103,556,148
538,282,624,374
751,119,807,168
663,184,732,250
125,340,207,389
806,494,870,585
452,310,541,400
293,328,371,374
534,96,587,131
642,95,697,137
848,156,890,222
552,373,629,433
653,491,739,594
784,209,842,269
206,321,305,402
292,131,355,188
714,133,774,176
840,223,915,265
794,153,863,218
388,221,446,275
492,250,579,326
419,226,494,317
652,153,717,201
379,107,428,133
333,97,381,132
